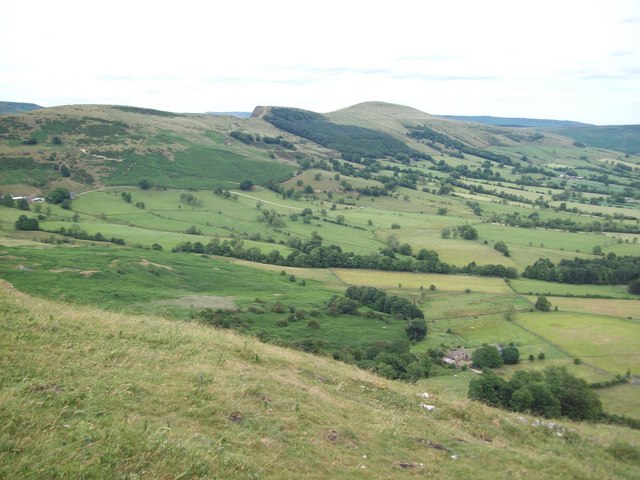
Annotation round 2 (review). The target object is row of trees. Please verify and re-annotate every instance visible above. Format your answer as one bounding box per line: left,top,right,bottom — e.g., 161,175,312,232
345,286,424,321
523,256,640,285
171,236,517,278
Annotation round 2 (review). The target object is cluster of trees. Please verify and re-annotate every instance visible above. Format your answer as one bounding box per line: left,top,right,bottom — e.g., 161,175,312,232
468,367,603,421
179,192,202,206
265,107,424,162
2,194,30,210
345,286,424,321
46,187,72,209
230,131,296,150
15,215,40,231
441,224,478,240
471,344,520,368
524,255,640,285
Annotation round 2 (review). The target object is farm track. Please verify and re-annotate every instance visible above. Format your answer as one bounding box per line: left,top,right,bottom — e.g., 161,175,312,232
232,191,302,210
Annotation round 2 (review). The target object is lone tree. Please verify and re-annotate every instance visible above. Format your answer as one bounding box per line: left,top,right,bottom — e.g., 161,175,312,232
239,180,254,191
535,295,551,312
494,241,510,257
405,318,427,342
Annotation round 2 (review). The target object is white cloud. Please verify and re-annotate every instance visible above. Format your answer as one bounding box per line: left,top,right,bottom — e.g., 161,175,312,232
0,0,639,123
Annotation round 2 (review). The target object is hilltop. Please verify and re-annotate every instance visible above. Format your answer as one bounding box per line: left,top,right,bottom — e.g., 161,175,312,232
1,285,639,479
0,101,43,115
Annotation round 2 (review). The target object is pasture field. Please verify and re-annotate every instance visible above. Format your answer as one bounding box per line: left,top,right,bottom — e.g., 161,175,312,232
517,311,640,375
476,223,610,253
224,258,344,285
422,292,531,320
0,244,415,353
74,188,385,254
535,296,640,319
598,384,640,418
414,313,547,354
330,268,512,293
510,278,635,299
0,245,323,315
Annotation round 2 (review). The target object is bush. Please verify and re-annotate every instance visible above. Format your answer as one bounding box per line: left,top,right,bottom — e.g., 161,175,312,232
501,346,520,364
535,295,551,311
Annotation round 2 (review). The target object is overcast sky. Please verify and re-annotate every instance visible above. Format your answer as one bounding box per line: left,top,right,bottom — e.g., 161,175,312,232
1,0,639,124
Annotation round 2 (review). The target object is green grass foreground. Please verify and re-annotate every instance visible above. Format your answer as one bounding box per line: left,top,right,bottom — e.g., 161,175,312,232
1,285,640,479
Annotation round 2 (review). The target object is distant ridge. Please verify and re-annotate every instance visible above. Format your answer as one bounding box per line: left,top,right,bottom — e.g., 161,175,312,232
436,114,592,128
0,101,43,114
205,111,252,118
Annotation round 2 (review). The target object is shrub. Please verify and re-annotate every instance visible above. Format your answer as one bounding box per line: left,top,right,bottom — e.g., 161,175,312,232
535,295,551,311
501,346,520,365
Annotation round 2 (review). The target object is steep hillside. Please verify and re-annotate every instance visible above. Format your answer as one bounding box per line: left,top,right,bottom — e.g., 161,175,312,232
1,284,639,479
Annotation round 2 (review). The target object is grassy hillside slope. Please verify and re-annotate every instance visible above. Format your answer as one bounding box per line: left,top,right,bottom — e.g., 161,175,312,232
553,125,640,154
1,284,639,479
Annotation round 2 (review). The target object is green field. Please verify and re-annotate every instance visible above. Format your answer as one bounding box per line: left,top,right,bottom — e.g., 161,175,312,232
511,278,635,299
331,268,512,293
517,311,640,375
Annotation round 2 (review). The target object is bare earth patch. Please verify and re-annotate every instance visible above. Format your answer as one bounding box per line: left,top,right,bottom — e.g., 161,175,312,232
154,295,237,309
50,267,80,273
139,259,173,270
79,270,100,277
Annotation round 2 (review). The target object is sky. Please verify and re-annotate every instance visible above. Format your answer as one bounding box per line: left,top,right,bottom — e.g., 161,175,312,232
1,0,639,124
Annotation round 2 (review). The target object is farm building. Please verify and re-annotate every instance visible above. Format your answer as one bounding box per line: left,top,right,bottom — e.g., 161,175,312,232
442,348,471,367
